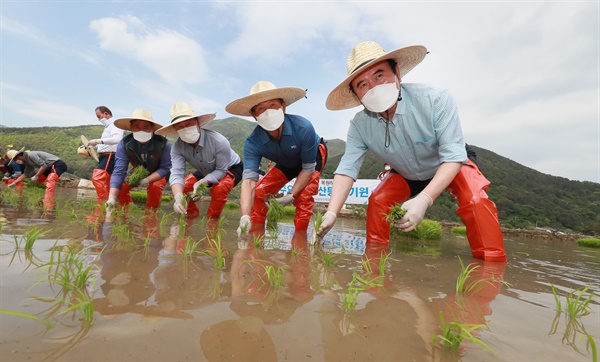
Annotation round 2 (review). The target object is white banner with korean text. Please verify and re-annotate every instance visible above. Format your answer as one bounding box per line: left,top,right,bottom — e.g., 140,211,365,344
278,179,381,205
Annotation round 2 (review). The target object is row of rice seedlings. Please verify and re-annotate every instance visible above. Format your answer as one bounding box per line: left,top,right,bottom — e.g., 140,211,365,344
432,311,495,354
1,188,21,207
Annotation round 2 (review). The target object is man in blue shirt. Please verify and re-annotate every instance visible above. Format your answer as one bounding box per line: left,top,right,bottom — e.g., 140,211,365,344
226,81,327,235
106,108,172,210
317,41,505,263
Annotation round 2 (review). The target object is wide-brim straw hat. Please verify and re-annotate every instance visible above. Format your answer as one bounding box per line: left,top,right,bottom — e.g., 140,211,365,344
79,135,99,162
155,102,216,136
225,81,306,117
113,108,164,132
326,41,428,110
6,147,25,166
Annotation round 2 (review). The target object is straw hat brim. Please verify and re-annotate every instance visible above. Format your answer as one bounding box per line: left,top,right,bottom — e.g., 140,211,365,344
113,117,164,132
155,113,217,136
80,136,99,162
226,87,306,117
7,147,25,166
326,45,427,110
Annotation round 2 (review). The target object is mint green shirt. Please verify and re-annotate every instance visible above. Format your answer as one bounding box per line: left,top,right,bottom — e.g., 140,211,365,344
335,83,467,181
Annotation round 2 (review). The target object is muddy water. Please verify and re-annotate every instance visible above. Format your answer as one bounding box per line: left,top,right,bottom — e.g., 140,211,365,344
0,188,598,361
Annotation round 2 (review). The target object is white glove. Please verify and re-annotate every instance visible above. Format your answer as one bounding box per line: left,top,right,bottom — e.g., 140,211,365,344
140,178,149,186
7,182,15,188
395,192,432,232
173,194,187,214
105,194,117,208
87,139,101,147
316,211,337,240
2,175,9,181
31,175,38,183
237,215,251,237
275,193,294,207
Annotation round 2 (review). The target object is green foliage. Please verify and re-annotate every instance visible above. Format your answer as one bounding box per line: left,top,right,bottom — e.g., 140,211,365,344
406,219,443,240
576,238,600,248
224,202,240,209
385,204,407,222
451,226,467,235
433,311,495,354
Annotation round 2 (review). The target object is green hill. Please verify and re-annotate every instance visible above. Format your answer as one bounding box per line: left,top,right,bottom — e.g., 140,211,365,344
1,119,598,235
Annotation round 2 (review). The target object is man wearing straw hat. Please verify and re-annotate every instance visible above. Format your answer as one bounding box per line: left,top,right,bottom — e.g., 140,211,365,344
226,81,327,235
156,102,243,220
5,147,68,208
105,109,172,209
86,106,124,202
317,41,506,263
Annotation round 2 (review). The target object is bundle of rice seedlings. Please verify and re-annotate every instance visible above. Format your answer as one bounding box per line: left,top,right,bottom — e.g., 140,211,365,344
311,211,323,245
385,204,407,222
194,183,210,197
266,196,285,223
127,167,150,187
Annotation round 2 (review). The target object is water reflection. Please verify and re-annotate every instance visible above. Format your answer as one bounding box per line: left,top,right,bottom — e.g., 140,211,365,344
1,189,599,362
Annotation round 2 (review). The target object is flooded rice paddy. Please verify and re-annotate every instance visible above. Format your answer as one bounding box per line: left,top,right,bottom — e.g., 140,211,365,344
0,187,598,361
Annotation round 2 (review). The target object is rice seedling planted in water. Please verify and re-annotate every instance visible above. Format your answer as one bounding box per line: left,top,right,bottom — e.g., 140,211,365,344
126,166,150,187
455,257,493,296
0,309,52,329
551,284,594,317
432,311,495,354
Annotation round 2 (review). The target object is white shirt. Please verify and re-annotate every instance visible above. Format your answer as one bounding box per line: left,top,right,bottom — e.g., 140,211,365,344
97,117,124,153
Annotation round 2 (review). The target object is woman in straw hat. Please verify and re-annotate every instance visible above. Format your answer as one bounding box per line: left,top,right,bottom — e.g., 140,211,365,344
225,81,327,236
155,102,243,220
317,41,505,263
6,147,68,208
106,109,172,209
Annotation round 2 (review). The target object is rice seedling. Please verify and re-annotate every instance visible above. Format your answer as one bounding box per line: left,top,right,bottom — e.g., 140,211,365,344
253,234,265,249
203,232,227,271
551,284,594,317
576,237,600,248
126,166,150,187
377,251,396,277
342,286,361,313
69,209,78,221
433,311,495,354
311,211,323,244
23,226,45,250
451,226,467,236
579,334,598,362
0,309,52,329
317,250,340,267
455,257,493,296
290,246,304,263
246,260,285,287
266,196,285,223
225,201,240,209
192,182,210,199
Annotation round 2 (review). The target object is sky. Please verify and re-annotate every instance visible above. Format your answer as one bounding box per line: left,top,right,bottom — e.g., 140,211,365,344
1,1,598,183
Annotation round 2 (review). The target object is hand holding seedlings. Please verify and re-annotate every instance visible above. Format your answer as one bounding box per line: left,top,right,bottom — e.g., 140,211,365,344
190,178,210,202
126,167,150,187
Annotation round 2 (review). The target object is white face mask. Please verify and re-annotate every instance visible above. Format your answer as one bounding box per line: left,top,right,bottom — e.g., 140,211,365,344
98,118,108,126
15,160,24,165
256,108,285,131
132,131,153,143
177,125,200,144
360,82,400,113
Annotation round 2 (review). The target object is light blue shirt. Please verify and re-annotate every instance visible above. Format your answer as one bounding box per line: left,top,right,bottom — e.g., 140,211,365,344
170,129,241,186
335,83,467,181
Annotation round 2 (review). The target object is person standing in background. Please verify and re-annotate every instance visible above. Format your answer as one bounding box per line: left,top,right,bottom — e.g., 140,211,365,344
86,106,124,202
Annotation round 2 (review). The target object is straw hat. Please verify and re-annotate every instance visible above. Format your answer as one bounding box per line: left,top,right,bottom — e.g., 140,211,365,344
113,108,164,132
225,81,306,117
80,135,99,162
6,147,25,166
326,41,428,110
155,102,216,136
